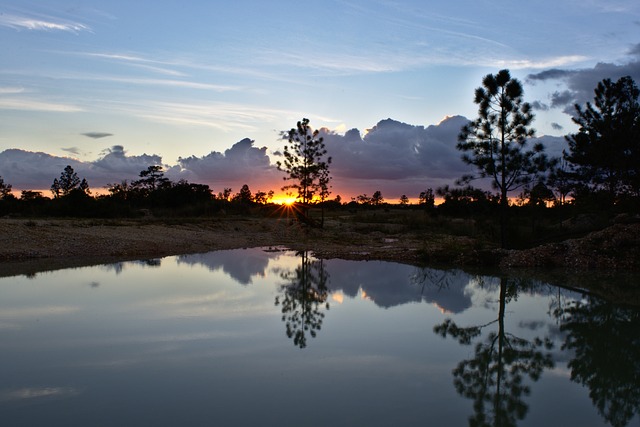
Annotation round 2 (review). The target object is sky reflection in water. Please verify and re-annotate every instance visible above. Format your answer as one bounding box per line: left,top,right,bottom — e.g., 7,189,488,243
0,248,638,427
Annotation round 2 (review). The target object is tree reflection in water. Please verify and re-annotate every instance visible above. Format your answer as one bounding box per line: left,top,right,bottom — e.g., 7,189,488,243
557,297,640,427
434,277,554,427
275,251,330,349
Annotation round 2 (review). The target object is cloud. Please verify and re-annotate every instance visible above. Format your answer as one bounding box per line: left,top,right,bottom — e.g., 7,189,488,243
0,147,162,190
91,145,163,179
531,101,549,111
82,132,113,139
0,118,566,197
527,50,640,112
0,98,83,112
176,138,282,191
0,86,25,94
318,116,475,197
0,13,89,33
551,122,564,131
61,147,81,155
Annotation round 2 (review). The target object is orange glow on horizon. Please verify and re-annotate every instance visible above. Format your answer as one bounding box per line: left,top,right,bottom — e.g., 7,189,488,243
270,195,297,205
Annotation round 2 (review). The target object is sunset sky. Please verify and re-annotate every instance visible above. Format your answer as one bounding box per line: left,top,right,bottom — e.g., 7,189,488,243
1,0,639,201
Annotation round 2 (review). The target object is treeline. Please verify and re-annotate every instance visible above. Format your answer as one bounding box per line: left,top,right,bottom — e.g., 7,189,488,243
0,165,277,218
0,73,638,228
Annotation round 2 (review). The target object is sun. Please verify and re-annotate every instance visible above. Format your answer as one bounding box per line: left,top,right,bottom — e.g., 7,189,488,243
272,196,297,206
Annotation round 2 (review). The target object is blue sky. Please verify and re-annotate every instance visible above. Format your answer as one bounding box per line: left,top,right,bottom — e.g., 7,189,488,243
1,0,639,200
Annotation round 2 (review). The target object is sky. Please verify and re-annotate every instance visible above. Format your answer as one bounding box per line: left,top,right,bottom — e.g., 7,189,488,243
0,0,639,202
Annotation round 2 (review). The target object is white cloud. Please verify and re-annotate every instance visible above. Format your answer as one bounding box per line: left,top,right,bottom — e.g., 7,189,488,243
0,13,89,33
0,98,83,112
0,86,25,94
495,55,589,70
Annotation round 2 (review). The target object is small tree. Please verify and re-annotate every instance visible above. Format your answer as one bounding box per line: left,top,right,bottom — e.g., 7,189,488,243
21,190,44,201
51,165,90,198
458,69,551,248
0,176,13,200
356,194,371,205
105,180,133,201
371,190,384,206
419,188,436,209
133,165,170,193
234,184,253,203
253,190,272,205
277,118,332,225
217,188,233,201
399,194,409,206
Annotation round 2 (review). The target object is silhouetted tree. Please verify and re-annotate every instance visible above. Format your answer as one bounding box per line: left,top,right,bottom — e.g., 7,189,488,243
565,76,640,202
557,297,640,427
51,165,90,198
277,118,332,225
399,194,409,205
458,69,552,248
133,165,170,193
0,176,13,200
105,180,133,201
274,251,330,349
436,185,499,216
526,181,555,207
20,190,44,201
547,154,573,205
356,194,371,205
233,184,253,203
253,190,274,205
434,278,554,426
419,188,435,209
217,187,232,201
371,190,384,206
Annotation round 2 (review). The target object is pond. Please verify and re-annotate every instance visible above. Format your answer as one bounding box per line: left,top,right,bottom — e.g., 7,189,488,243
0,248,638,427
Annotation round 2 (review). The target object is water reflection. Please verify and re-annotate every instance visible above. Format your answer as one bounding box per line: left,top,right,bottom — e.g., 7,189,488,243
434,277,555,427
0,248,638,426
275,251,330,348
557,297,640,427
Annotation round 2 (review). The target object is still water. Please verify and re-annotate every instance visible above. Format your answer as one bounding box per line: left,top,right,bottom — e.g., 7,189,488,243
0,248,638,427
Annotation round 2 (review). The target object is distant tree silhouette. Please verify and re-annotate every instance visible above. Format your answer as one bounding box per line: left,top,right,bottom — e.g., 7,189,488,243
105,180,134,201
526,181,555,207
458,69,552,248
399,194,409,205
252,189,274,205
20,190,44,201
51,165,90,198
233,184,253,203
217,187,232,201
565,76,640,202
275,251,330,349
277,118,332,225
371,190,384,206
356,194,371,205
436,185,499,216
419,188,435,209
547,155,573,205
133,165,169,193
0,176,13,200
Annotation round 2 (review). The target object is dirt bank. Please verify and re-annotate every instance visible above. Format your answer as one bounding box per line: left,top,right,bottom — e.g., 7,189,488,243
0,217,638,278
